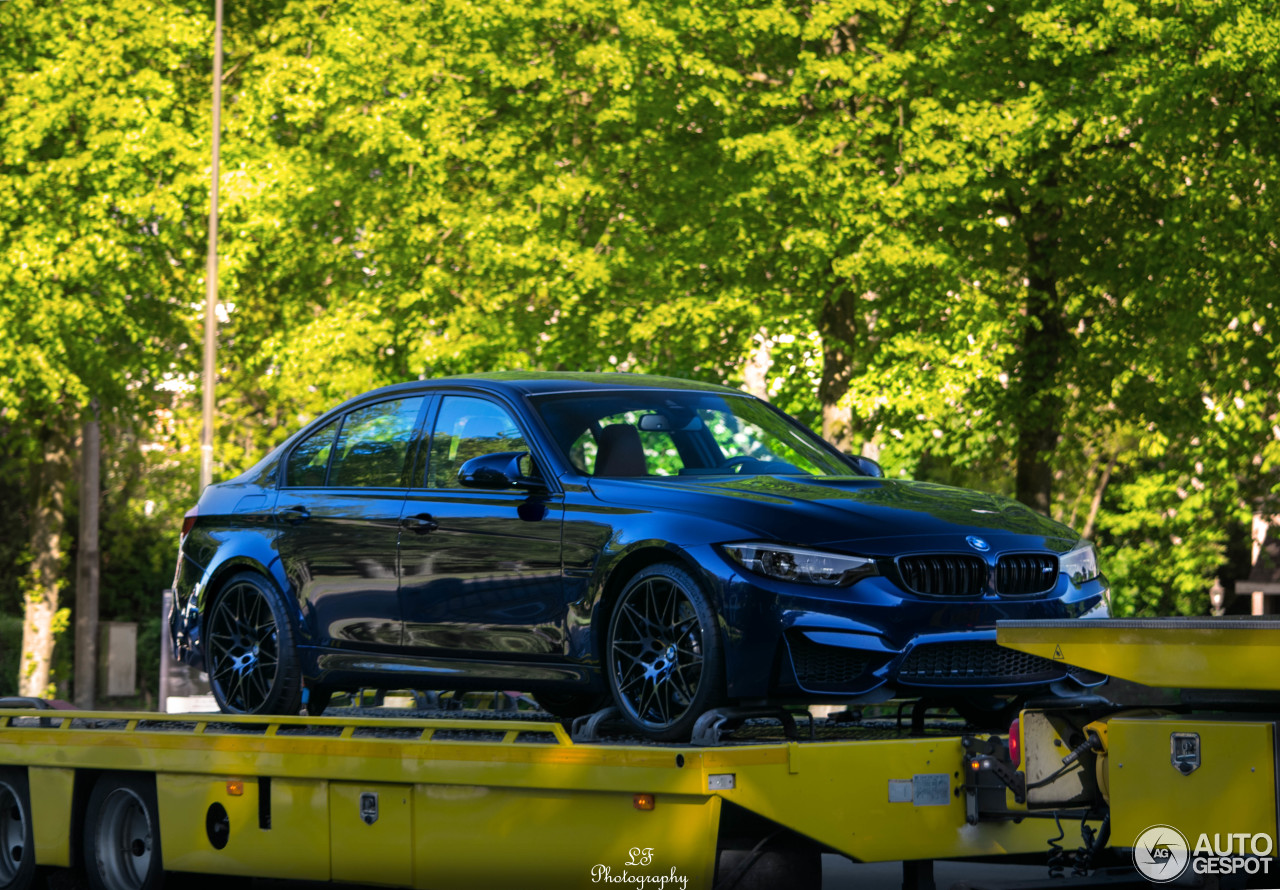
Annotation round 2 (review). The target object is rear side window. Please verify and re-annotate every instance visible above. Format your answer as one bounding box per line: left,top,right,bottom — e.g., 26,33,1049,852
285,397,424,488
329,397,425,488
286,418,340,487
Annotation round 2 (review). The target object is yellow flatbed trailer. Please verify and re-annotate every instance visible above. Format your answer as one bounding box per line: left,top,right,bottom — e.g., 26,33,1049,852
1,618,1279,890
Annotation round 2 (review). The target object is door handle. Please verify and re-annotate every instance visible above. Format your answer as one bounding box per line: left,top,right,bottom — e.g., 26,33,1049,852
276,505,310,524
402,513,439,534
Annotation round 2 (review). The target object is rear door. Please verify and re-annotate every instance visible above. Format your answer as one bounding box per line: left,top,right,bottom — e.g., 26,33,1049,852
275,394,429,650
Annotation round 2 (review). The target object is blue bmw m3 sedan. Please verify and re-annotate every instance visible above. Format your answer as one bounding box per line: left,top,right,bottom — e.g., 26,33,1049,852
170,372,1109,738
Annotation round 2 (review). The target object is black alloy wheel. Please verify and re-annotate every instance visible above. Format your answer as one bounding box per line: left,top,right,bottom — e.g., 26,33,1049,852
206,572,303,715
606,563,724,740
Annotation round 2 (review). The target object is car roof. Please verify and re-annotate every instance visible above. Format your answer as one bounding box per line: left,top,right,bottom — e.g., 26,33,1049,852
351,371,750,401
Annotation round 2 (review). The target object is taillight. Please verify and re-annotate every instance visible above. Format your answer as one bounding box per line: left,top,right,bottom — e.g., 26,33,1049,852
181,508,198,538
1008,717,1021,768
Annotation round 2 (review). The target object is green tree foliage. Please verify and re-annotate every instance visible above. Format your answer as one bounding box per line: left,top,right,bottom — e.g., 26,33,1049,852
2,0,1279,697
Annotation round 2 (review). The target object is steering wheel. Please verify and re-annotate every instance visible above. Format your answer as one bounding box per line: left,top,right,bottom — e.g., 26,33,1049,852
721,455,757,474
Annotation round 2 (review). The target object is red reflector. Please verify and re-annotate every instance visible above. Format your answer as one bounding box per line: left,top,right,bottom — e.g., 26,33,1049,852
1009,718,1021,768
181,508,198,538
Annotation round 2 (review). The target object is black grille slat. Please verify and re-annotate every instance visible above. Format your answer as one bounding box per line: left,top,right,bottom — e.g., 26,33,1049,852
896,555,986,597
897,553,1058,597
789,637,871,692
996,553,1058,595
897,641,1067,686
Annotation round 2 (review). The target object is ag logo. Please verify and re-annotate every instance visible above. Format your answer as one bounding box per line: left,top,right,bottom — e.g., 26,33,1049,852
1133,824,1190,882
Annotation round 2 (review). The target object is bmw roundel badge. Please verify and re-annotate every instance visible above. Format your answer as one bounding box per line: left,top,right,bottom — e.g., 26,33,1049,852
966,536,991,552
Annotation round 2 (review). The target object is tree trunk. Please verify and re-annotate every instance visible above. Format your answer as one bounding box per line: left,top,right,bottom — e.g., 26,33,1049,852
19,430,70,698
1014,228,1068,515
742,329,773,402
818,293,860,451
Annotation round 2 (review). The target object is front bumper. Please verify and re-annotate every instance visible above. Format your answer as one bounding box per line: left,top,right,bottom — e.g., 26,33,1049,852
699,545,1111,701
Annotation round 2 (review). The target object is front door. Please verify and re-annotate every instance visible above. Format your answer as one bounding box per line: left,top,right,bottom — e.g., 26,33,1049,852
398,394,565,658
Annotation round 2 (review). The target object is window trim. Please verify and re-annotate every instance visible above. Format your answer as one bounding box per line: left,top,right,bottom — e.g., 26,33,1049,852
417,391,556,493
281,394,433,490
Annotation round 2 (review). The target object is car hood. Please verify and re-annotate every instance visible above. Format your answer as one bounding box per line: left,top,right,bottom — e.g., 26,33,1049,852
586,475,1079,554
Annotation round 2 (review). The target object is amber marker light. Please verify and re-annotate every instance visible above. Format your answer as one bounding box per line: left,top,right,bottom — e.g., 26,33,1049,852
633,793,656,811
226,780,244,796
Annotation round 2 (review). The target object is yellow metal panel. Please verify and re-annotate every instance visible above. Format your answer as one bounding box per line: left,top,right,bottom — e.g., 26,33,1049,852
1106,718,1276,846
709,737,1060,862
414,786,719,890
998,619,1280,690
330,782,413,887
157,774,331,881
28,767,74,867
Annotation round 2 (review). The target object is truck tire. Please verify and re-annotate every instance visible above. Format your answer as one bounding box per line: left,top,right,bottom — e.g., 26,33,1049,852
84,774,164,890
0,768,38,890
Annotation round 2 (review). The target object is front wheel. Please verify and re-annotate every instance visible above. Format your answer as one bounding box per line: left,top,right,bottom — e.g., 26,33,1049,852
606,563,725,740
205,572,303,715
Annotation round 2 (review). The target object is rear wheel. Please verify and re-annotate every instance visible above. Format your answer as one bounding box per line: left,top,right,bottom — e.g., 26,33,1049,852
83,774,163,890
0,768,38,890
606,563,724,740
205,572,302,715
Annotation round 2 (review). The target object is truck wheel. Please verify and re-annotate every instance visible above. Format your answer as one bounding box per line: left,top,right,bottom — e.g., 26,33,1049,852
205,572,303,715
606,562,725,741
83,774,163,890
0,768,38,890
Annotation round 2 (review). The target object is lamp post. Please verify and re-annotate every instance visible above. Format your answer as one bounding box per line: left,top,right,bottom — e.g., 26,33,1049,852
200,0,224,493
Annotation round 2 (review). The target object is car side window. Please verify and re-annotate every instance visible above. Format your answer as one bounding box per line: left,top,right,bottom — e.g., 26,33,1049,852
328,397,425,488
286,418,340,487
428,396,528,489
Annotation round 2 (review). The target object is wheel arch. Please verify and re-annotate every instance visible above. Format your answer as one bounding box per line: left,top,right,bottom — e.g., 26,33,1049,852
594,544,707,660
199,556,300,630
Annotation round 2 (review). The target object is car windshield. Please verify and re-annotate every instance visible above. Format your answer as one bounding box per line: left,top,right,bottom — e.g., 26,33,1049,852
532,390,855,478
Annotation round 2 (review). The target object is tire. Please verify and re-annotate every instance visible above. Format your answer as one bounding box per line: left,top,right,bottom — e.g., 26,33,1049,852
717,839,821,890
606,562,725,740
0,768,38,890
83,774,163,890
534,690,608,720
204,572,303,715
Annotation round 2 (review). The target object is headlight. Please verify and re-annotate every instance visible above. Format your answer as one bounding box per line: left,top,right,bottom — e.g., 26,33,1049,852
723,543,878,587
1061,540,1101,586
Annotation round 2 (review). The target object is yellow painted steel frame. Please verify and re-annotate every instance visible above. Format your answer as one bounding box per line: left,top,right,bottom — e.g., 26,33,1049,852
998,619,1280,691
0,709,1065,886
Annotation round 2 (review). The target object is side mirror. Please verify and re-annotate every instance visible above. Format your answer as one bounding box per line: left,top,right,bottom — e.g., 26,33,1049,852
847,454,884,478
457,451,544,490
